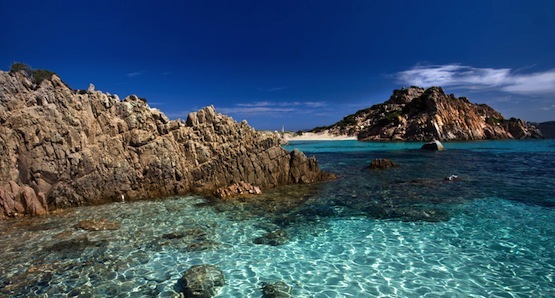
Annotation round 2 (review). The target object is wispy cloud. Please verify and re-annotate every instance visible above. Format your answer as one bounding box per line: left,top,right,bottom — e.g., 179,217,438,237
219,101,327,116
396,64,555,95
127,71,145,78
501,71,555,94
257,86,289,92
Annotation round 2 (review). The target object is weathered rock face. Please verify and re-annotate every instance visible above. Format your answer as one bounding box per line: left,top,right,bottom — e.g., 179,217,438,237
0,70,333,218
314,86,543,141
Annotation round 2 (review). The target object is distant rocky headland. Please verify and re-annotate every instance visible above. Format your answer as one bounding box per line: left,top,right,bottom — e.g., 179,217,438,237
536,121,555,139
0,66,332,219
311,86,543,141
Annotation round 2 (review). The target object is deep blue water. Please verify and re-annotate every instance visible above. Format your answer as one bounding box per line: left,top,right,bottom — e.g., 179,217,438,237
1,140,554,297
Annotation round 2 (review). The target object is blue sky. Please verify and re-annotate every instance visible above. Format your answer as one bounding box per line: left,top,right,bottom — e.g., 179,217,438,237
1,0,554,130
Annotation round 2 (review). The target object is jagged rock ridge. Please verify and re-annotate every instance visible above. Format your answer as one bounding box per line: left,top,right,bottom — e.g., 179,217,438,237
0,70,332,218
314,86,542,141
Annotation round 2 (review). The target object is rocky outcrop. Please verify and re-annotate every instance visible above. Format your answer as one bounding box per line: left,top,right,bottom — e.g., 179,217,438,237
313,86,543,141
0,69,333,218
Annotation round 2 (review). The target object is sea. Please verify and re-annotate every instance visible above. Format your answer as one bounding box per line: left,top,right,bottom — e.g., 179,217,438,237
1,140,554,297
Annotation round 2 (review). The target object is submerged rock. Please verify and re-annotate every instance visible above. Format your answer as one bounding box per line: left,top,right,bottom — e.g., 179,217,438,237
421,140,444,151
75,218,120,231
185,241,222,252
44,236,109,259
253,230,289,246
161,229,222,252
261,281,293,298
162,229,208,240
180,265,225,298
368,158,400,169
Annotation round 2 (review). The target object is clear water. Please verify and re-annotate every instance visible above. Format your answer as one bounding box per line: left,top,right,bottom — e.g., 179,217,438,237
1,140,554,297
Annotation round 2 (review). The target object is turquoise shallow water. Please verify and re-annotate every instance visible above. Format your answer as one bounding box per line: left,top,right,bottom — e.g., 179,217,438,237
1,140,554,297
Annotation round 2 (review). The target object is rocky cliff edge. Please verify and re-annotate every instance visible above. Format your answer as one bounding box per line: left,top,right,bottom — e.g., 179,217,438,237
0,70,333,218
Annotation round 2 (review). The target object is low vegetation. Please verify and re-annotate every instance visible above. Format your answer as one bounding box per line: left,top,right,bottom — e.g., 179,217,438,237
9,62,58,86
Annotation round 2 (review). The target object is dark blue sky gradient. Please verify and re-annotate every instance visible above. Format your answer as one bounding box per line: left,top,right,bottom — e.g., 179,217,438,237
1,0,554,130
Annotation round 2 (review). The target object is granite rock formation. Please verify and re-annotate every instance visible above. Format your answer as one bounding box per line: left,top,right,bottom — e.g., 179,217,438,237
0,69,333,218
313,86,542,141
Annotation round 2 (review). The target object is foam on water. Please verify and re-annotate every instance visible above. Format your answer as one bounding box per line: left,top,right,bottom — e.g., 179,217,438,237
1,140,554,297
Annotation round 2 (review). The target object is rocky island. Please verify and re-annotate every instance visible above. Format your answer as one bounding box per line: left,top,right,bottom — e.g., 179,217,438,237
312,86,542,141
0,67,332,218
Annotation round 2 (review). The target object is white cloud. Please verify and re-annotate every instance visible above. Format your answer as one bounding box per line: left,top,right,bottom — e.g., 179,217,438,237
396,64,555,95
501,71,555,94
127,71,144,78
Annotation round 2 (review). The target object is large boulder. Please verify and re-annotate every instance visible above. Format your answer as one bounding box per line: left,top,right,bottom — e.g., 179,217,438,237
180,265,225,297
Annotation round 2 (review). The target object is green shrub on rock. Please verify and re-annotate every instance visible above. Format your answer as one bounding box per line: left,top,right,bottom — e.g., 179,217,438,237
9,62,31,75
9,62,61,87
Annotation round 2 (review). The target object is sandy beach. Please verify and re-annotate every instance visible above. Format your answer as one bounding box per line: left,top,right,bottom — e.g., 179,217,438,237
283,131,357,141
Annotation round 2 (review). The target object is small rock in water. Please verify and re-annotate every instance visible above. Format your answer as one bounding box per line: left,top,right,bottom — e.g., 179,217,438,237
180,264,225,298
368,158,400,169
421,140,444,151
261,281,293,298
444,175,459,181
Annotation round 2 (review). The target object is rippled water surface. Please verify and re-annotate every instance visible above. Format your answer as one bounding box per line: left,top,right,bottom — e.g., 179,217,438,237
1,140,554,297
